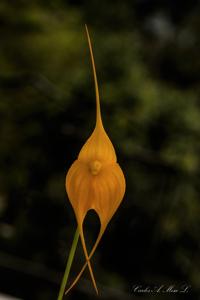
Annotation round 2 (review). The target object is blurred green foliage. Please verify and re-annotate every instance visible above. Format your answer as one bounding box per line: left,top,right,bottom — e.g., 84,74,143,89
0,1,200,299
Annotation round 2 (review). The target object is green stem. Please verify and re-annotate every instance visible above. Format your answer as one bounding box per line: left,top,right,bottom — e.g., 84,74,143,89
57,226,79,300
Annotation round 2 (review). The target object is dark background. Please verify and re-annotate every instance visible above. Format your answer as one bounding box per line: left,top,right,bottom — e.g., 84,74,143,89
0,0,200,299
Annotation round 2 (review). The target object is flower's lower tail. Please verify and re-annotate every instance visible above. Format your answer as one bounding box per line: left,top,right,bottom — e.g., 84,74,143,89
65,225,105,295
80,224,99,294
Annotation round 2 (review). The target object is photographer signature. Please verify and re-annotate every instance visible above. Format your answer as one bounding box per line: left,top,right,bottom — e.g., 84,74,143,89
131,284,191,294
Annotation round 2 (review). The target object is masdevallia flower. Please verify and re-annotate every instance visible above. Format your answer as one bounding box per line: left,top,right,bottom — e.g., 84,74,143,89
65,25,126,294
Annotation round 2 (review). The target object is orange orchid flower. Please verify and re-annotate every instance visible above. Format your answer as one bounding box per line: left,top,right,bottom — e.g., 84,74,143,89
65,25,126,295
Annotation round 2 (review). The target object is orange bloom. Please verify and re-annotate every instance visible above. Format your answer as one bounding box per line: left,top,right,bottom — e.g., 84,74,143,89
65,25,126,294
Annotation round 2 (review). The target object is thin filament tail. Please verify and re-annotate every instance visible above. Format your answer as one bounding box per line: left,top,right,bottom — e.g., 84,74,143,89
85,24,103,128
79,225,99,294
65,226,105,295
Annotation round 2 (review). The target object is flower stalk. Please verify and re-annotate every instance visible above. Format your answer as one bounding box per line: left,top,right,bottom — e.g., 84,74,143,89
57,227,79,300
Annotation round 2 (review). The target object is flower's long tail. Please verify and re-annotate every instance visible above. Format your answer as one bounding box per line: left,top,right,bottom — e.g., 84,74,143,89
85,24,103,129
65,225,105,295
79,223,99,294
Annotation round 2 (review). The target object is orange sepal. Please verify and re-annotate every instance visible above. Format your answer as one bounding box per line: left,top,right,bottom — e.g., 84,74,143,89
65,25,126,294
